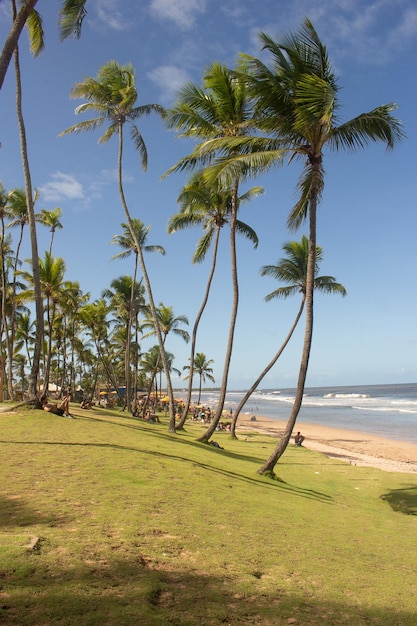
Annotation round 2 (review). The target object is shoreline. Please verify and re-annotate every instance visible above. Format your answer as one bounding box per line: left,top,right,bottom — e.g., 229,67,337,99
235,413,417,473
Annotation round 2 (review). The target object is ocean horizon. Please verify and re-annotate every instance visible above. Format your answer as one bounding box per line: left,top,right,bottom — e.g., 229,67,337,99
182,383,417,445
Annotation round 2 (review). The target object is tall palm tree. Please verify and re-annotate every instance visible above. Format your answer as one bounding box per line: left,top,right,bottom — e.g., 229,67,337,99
79,299,121,400
10,0,45,405
7,187,38,382
168,173,261,429
36,207,63,255
165,61,259,441
230,236,346,437
111,219,164,412
35,252,67,397
232,20,404,475
141,303,189,412
183,352,215,405
58,61,176,427
0,0,88,90
15,311,35,368
103,275,147,412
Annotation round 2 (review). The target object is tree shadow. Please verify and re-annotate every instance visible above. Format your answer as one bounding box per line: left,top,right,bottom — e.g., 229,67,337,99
1,552,415,625
381,486,417,515
1,438,332,506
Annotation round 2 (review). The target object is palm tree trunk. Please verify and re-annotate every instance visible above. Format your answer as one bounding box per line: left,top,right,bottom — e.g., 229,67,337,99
257,162,320,476
230,299,305,438
198,180,240,442
0,0,38,90
177,226,221,430
116,124,176,431
13,22,43,406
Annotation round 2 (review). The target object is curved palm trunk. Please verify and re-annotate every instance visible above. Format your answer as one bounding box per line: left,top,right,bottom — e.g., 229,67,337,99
258,164,319,476
177,226,221,430
198,181,240,442
0,0,38,90
230,298,305,438
13,22,43,406
116,126,176,430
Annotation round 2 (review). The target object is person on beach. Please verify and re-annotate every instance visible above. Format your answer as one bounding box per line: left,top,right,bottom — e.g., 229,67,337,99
42,393,73,418
294,431,305,446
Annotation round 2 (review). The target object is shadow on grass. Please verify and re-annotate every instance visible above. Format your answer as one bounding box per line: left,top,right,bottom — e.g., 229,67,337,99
1,552,415,626
0,495,62,528
381,486,417,515
1,437,332,505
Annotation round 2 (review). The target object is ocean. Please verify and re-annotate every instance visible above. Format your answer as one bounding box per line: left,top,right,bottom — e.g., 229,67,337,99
193,383,417,444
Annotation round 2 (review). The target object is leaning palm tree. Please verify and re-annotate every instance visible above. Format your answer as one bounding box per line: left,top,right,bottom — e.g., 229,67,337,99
168,173,261,429
230,236,346,437
232,20,403,475
58,61,176,427
165,61,261,441
183,352,215,405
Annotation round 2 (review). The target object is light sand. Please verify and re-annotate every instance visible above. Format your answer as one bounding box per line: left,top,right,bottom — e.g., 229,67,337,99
236,413,417,473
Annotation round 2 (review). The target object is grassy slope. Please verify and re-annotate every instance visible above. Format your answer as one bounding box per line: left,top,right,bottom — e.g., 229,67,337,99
0,406,416,625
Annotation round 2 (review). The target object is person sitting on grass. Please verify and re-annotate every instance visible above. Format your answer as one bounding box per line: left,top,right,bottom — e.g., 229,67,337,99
80,398,92,409
294,431,305,446
42,393,74,418
144,410,160,423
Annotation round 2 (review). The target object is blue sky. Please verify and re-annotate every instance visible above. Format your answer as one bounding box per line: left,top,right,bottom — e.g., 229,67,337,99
0,0,416,390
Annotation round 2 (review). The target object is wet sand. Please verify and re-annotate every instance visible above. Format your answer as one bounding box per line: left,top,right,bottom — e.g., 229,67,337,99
236,413,417,473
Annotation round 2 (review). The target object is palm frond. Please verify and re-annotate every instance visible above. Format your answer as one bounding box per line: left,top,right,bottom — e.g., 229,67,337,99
329,104,405,152
59,0,87,40
26,8,44,57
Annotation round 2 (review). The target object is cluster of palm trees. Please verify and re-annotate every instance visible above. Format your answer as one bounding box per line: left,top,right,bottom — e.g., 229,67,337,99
1,5,404,473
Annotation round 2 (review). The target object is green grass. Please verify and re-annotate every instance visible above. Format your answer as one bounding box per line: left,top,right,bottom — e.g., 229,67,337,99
1,405,416,625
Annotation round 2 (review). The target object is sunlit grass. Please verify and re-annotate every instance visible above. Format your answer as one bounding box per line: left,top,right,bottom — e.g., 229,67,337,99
1,404,416,625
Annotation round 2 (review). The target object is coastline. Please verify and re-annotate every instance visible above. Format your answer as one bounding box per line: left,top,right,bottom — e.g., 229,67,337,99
235,413,417,474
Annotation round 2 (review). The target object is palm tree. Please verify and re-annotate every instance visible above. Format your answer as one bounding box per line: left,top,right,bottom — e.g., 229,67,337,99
230,236,346,437
235,20,404,475
7,187,38,382
111,219,164,412
165,61,259,441
79,299,121,400
15,311,35,368
10,0,45,405
103,275,147,412
183,352,215,405
36,252,67,397
168,173,261,429
0,0,88,90
141,303,189,412
36,207,63,255
58,61,176,427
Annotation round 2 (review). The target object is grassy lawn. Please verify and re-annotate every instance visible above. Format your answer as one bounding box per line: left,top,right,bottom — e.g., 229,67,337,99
1,405,416,625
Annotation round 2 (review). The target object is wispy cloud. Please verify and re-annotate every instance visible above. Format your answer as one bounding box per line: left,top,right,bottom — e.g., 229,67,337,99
148,65,191,104
149,0,207,30
95,0,133,31
39,173,85,203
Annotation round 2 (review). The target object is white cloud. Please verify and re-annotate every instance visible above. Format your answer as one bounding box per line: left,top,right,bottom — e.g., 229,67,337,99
95,0,132,31
148,65,192,104
39,173,85,203
149,0,207,30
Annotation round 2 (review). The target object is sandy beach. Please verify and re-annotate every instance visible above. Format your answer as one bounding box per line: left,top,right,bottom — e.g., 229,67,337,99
236,413,417,473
